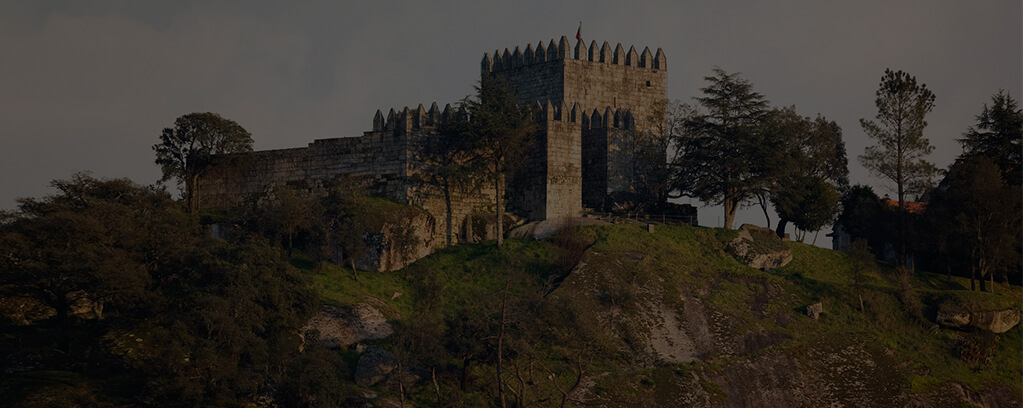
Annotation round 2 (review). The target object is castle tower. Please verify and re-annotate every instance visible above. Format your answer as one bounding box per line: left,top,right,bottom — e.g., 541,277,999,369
482,37,667,214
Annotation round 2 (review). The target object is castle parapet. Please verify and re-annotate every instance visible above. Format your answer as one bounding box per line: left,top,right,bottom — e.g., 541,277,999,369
529,99,634,130
372,102,456,132
482,37,666,74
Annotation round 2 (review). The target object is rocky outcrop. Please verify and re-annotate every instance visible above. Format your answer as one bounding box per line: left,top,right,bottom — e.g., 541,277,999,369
806,302,823,319
508,216,606,240
302,303,393,348
937,307,1020,333
357,210,438,272
460,213,524,243
727,224,793,270
355,348,397,387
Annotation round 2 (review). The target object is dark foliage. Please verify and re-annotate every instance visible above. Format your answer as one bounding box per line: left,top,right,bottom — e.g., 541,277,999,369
958,90,1022,185
0,174,318,407
153,112,253,213
670,68,770,229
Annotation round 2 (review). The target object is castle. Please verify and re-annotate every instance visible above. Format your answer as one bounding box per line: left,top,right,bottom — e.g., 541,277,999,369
201,36,671,246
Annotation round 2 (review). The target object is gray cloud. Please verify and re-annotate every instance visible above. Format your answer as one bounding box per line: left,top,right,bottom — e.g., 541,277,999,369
1,1,1019,245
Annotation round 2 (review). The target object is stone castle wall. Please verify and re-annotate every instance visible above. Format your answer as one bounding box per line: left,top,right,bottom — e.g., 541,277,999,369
200,130,409,211
483,37,666,211
201,36,671,248
200,104,495,246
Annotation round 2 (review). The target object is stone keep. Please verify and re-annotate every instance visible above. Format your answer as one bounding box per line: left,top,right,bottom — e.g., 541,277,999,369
200,36,667,242
483,37,667,216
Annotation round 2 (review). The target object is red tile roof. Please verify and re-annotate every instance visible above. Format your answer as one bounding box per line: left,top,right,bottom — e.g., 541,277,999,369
884,199,927,214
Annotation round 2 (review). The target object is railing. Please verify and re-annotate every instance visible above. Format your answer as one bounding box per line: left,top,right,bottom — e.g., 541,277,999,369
583,211,698,226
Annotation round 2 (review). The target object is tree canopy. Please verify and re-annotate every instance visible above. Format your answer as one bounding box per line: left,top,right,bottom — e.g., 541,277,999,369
958,90,1023,185
153,112,253,213
460,76,535,246
859,69,938,265
763,107,848,239
0,174,318,406
409,107,480,246
670,68,771,229
926,157,1022,291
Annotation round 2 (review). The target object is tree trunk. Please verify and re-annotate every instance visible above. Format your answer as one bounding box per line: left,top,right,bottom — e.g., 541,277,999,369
496,172,504,247
970,265,976,291
990,270,995,294
444,184,453,246
897,186,907,267
497,280,509,408
776,218,789,239
723,198,738,230
398,360,406,408
945,253,952,283
432,367,442,405
53,291,71,353
351,258,359,282
757,194,771,226
461,359,471,391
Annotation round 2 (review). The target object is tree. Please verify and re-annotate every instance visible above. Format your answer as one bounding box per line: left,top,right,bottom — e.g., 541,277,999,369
958,90,1023,185
321,182,373,281
926,158,1022,292
858,69,939,265
771,175,840,243
641,98,690,211
0,174,318,406
153,112,253,213
0,174,169,351
845,240,876,312
764,107,848,239
836,185,885,257
410,110,480,246
670,68,771,229
244,186,324,256
462,76,535,247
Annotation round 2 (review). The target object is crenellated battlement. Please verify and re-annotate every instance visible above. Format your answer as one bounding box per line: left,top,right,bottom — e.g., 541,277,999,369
481,36,666,74
526,99,635,130
202,34,674,245
371,102,464,132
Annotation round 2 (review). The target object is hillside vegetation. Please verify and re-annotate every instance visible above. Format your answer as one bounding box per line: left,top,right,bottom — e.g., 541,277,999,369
300,223,1021,407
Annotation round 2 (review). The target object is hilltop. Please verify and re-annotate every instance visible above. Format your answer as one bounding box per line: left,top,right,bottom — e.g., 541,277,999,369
297,222,1021,407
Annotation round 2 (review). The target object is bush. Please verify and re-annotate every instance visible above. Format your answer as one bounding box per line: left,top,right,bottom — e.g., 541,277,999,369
955,331,1000,365
895,267,924,319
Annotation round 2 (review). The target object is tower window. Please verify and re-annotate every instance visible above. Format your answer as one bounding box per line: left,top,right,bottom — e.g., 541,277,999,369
646,81,651,87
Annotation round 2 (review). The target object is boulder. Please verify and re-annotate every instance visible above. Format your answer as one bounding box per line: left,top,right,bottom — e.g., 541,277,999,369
806,302,823,320
302,303,393,349
356,210,438,272
461,212,524,243
355,348,397,387
970,310,1020,333
935,310,971,327
508,216,606,240
727,224,793,270
938,308,1020,334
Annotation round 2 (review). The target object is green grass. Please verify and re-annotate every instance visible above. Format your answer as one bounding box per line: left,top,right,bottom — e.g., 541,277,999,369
297,222,1021,403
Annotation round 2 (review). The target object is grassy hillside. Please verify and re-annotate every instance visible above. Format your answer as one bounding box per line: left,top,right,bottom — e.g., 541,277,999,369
298,223,1021,407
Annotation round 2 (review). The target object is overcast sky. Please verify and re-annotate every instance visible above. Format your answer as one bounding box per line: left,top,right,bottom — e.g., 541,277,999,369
2,1,1020,246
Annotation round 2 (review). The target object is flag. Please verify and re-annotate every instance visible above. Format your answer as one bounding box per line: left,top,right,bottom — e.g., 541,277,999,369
576,22,582,41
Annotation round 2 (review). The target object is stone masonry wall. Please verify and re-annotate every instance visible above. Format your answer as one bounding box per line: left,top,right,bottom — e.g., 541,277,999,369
544,115,582,218
483,37,666,209
202,36,671,250
201,105,498,247
200,130,409,211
